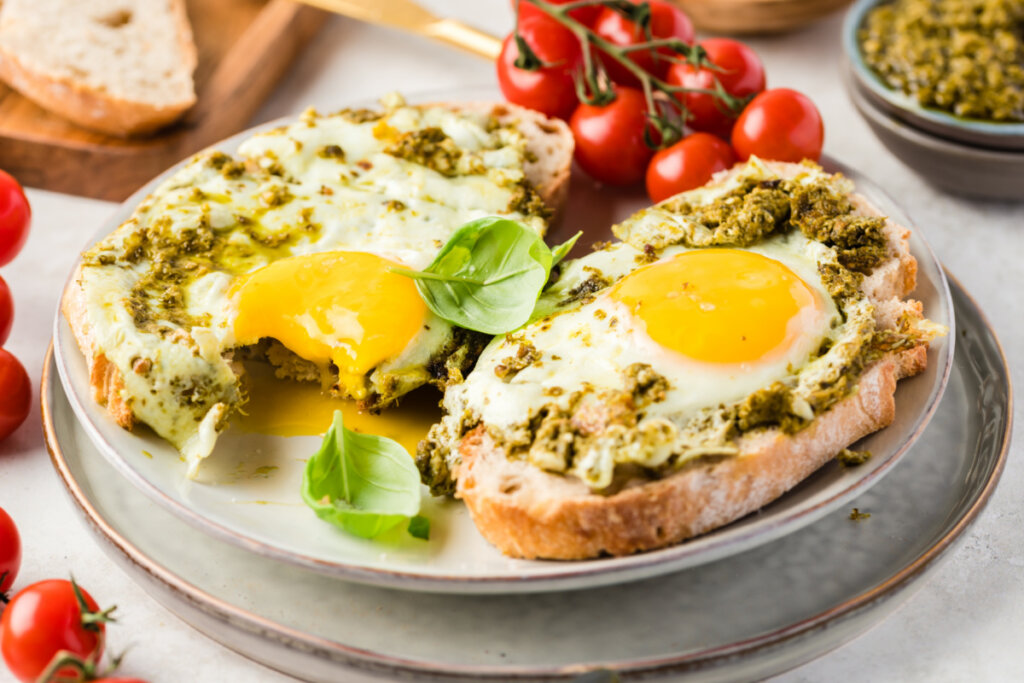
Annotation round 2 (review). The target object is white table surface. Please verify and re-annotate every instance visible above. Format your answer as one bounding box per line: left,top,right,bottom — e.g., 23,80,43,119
1,3,1021,681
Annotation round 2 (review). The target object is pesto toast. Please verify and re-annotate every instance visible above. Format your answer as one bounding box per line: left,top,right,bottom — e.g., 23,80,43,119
62,98,573,477
418,159,944,560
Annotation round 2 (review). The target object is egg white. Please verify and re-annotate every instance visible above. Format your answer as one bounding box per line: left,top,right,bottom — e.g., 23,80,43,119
437,232,848,489
76,95,544,477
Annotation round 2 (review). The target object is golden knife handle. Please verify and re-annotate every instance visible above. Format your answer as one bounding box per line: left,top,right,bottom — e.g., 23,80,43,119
424,19,503,61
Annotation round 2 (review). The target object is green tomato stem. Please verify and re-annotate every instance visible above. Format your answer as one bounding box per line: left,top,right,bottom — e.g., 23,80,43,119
515,0,749,147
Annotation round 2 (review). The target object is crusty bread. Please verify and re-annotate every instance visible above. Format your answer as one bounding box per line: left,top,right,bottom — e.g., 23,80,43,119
450,161,938,560
61,101,574,444
0,0,197,136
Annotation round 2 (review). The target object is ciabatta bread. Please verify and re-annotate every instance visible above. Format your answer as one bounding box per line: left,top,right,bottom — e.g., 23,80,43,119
61,101,573,475
0,0,197,136
426,160,943,559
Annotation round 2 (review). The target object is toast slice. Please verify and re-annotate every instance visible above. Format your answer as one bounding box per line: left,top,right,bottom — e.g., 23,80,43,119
0,0,197,136
421,159,944,560
62,100,573,477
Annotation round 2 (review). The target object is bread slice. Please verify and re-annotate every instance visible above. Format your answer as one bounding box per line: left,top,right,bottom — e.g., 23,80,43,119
443,160,942,560
61,101,574,469
0,0,197,136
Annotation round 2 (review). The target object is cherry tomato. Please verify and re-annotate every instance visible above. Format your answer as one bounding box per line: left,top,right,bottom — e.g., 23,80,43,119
570,87,654,186
667,38,766,139
593,1,694,85
646,133,738,202
0,349,30,442
514,0,600,27
0,274,11,346
0,170,30,268
0,580,106,682
732,88,824,163
497,14,582,120
0,507,20,598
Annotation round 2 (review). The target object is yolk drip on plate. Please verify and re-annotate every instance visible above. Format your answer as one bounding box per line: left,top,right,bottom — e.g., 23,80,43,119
609,248,825,365
234,361,440,454
231,251,427,398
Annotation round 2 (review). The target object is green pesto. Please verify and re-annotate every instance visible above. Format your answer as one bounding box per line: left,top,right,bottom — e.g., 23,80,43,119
860,0,1024,122
317,144,345,161
84,183,319,337
494,341,540,380
655,177,889,272
384,127,464,178
507,178,553,220
837,448,872,466
335,108,385,124
663,179,791,247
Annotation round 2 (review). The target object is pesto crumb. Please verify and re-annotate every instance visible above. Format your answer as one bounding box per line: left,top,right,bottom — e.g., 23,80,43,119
838,448,872,467
849,508,871,521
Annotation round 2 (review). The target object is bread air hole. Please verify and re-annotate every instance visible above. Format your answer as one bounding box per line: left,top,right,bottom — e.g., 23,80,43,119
97,9,133,28
498,477,522,495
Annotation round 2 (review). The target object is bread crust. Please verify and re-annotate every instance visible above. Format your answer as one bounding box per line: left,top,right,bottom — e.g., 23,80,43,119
0,0,197,136
456,348,926,560
61,102,574,434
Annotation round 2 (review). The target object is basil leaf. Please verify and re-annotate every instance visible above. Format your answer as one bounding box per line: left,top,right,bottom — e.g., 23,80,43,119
550,231,582,267
392,217,583,334
301,411,421,539
407,515,431,540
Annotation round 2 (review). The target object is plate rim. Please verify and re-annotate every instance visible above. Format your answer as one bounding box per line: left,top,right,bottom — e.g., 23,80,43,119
41,271,1013,678
50,89,957,592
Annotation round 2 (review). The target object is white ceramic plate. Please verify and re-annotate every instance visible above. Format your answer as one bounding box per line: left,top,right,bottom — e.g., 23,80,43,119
52,88,955,594
43,269,1009,680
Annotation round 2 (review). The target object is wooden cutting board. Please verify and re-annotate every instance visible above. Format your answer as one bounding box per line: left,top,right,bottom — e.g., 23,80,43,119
0,0,327,201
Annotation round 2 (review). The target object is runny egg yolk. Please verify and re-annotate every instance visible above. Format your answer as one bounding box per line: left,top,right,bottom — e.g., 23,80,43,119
233,362,439,454
609,248,824,365
231,251,427,397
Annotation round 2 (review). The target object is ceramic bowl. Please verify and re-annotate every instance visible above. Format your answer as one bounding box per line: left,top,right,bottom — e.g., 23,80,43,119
846,73,1024,200
843,0,1024,152
670,0,852,34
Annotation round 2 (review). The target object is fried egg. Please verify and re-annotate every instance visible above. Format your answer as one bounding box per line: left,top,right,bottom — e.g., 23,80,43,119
73,95,549,477
430,226,870,490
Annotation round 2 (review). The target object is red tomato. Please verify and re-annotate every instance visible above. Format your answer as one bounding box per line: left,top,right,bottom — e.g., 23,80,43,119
0,507,20,598
0,170,30,268
732,88,824,163
593,1,694,85
0,274,11,346
667,38,766,139
0,349,30,442
497,14,582,120
570,87,654,186
514,0,600,26
0,580,106,682
646,133,737,202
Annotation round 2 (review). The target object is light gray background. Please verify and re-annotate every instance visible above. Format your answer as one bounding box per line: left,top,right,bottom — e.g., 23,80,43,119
1,2,1021,681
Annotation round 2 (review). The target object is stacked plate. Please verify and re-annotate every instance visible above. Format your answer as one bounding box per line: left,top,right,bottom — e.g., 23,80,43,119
842,0,1024,200
44,91,1011,682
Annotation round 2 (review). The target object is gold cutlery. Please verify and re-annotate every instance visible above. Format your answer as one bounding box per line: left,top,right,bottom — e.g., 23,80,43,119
295,0,502,60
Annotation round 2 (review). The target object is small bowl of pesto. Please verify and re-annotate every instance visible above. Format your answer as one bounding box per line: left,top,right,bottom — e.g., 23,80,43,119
843,0,1024,151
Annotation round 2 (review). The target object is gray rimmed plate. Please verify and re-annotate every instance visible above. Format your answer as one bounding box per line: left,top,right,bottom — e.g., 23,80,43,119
846,71,1024,200
42,272,1010,680
843,0,1024,152
51,88,955,594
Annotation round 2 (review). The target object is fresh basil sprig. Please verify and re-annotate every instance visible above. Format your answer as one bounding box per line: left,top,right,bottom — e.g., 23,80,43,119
301,411,427,540
390,217,581,335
